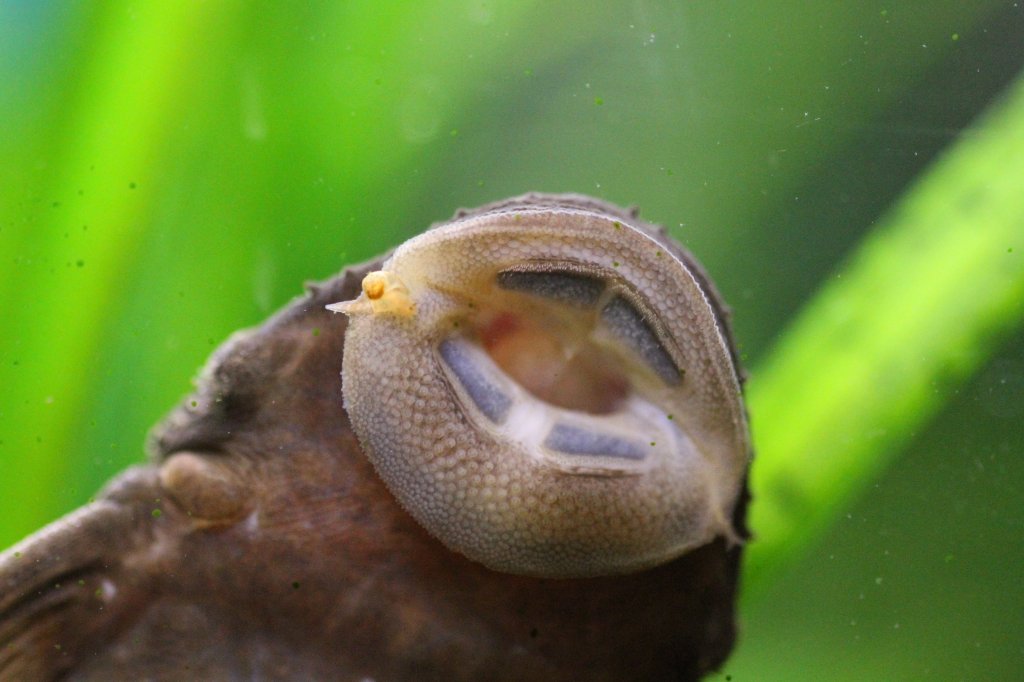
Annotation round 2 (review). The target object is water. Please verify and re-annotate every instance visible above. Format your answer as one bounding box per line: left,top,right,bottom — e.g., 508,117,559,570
1,2,1022,679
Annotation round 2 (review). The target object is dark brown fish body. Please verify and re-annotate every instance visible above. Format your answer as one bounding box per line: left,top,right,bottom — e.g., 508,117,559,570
0,194,750,681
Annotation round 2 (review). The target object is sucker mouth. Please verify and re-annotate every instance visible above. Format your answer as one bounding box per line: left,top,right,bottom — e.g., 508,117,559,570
434,269,688,473
437,331,681,474
451,260,686,418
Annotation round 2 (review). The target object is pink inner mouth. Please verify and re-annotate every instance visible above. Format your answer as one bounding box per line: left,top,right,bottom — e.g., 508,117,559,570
476,310,629,416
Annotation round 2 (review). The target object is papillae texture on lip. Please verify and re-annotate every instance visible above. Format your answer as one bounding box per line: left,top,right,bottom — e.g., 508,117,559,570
339,194,750,579
0,194,750,682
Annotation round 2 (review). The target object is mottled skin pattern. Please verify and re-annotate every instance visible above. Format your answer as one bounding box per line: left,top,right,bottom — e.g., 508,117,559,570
0,194,750,681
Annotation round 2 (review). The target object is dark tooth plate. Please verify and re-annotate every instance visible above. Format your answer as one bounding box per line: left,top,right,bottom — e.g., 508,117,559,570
439,338,512,424
543,422,648,460
495,268,605,307
600,295,681,386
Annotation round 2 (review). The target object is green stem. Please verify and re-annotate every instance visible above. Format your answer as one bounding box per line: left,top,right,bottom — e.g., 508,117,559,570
744,70,1024,598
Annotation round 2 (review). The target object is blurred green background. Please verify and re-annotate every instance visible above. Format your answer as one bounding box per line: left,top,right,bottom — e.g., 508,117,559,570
1,2,1022,679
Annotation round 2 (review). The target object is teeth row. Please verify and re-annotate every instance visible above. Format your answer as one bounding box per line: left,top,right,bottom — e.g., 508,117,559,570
543,423,647,461
438,337,512,424
599,294,681,386
438,335,674,467
495,267,605,307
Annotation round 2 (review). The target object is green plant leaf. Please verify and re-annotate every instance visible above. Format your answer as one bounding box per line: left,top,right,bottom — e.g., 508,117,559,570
744,69,1024,597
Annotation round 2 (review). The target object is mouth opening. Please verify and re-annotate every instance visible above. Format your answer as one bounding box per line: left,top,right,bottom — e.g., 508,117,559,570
474,308,630,416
